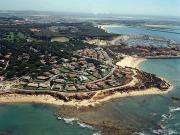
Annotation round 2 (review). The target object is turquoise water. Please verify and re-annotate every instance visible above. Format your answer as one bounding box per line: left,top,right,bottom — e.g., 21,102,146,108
95,59,180,134
102,26,180,134
106,26,180,42
139,59,180,134
0,104,95,135
127,38,169,47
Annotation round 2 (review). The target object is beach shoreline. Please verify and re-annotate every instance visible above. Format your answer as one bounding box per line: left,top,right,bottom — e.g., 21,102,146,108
116,56,146,69
98,24,124,31
0,56,174,107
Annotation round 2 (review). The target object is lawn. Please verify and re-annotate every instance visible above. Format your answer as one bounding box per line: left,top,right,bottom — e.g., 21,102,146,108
51,37,69,43
3,32,26,41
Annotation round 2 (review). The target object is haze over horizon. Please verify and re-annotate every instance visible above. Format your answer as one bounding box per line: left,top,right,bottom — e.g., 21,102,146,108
0,0,180,17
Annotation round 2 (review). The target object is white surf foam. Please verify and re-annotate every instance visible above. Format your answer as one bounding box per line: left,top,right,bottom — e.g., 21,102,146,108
77,121,94,129
169,107,180,113
152,124,179,135
161,112,175,122
57,116,96,130
134,132,147,135
63,118,78,124
92,132,101,135
57,116,62,120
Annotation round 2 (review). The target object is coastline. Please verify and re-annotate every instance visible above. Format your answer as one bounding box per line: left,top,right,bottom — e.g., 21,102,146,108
116,56,145,69
0,56,174,107
0,88,173,107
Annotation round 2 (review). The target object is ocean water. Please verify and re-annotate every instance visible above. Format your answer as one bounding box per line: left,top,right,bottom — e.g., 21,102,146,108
105,25,180,42
103,26,180,134
0,104,96,135
138,59,180,134
106,59,180,135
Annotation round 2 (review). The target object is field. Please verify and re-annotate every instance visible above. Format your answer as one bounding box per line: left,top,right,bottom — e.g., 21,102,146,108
51,37,69,43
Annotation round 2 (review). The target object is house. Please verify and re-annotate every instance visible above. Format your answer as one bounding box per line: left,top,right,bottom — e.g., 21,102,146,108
87,66,96,72
77,85,86,90
98,53,104,60
30,28,41,32
53,79,65,84
50,69,59,74
101,69,106,73
79,76,88,82
4,53,11,60
68,74,78,78
72,57,78,62
0,76,4,81
53,84,63,91
37,76,49,81
28,83,38,88
43,72,52,77
21,76,31,82
96,82,105,87
70,65,75,70
78,60,87,66
61,58,69,63
71,62,77,66
67,86,77,91
0,60,5,64
87,63,95,68
83,72,89,76
19,81,27,85
38,83,50,89
78,58,86,61
40,60,46,64
86,84,98,90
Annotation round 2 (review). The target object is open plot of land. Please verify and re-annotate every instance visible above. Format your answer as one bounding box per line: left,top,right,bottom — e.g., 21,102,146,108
51,37,69,43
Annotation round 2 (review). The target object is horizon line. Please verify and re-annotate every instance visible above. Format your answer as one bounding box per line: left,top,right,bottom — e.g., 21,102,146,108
0,10,180,19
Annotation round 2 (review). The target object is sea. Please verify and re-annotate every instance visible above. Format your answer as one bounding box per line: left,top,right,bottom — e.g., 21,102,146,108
102,25,180,135
105,25,180,42
0,23,180,135
0,104,97,135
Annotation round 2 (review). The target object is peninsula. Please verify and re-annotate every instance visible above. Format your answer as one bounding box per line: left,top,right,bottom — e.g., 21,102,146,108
0,16,179,107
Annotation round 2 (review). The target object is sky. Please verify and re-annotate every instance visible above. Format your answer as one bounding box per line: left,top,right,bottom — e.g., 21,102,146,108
0,0,180,17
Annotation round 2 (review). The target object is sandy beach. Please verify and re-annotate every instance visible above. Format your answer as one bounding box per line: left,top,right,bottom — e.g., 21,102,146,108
0,94,96,107
116,56,146,69
98,24,125,30
84,35,129,46
0,87,170,107
0,56,174,107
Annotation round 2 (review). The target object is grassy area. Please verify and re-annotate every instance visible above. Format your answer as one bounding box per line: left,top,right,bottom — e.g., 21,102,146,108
59,67,71,73
34,79,45,83
3,32,26,42
87,75,98,81
51,37,69,43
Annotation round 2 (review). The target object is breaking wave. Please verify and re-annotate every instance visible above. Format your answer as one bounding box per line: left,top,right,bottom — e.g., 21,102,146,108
152,106,180,135
134,132,147,135
92,132,101,135
136,106,180,135
77,121,94,129
63,118,79,124
57,116,96,130
152,126,179,135
169,107,180,113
